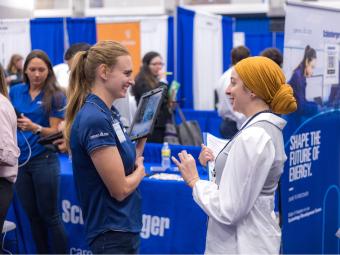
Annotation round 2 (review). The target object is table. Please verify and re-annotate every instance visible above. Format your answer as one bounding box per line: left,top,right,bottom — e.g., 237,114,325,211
7,153,208,254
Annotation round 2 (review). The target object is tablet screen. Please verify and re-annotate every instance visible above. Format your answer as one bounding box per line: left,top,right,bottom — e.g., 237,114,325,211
129,86,166,141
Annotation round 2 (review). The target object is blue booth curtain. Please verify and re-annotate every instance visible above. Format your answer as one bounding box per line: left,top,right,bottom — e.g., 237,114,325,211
275,31,284,53
30,18,65,65
235,17,272,56
176,7,194,109
222,16,233,71
167,16,174,85
66,17,97,46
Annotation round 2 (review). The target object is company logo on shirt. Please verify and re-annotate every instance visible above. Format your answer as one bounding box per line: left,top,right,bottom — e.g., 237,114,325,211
36,100,42,105
62,200,84,225
89,132,109,140
140,214,170,239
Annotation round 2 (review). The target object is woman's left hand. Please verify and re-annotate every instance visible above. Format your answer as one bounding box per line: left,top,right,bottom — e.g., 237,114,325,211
53,138,68,153
17,115,36,132
172,150,200,188
136,137,147,158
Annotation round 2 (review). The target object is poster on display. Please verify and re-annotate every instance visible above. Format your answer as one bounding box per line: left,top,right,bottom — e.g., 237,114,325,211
282,1,340,254
96,21,141,76
0,19,31,67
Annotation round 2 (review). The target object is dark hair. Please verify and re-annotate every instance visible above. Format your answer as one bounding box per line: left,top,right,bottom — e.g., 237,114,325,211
296,45,316,73
260,47,283,67
0,64,8,98
231,46,251,66
23,50,64,113
133,51,161,91
7,54,23,74
64,43,91,61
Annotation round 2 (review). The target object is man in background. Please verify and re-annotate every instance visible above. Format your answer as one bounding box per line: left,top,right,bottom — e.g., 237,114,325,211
260,47,283,67
53,43,91,152
53,42,91,89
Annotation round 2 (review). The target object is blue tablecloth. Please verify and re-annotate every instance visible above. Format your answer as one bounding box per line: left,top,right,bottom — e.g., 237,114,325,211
6,152,208,254
143,142,202,165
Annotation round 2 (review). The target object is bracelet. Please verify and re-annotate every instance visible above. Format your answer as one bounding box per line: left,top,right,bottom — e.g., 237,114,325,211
33,124,43,135
186,176,199,186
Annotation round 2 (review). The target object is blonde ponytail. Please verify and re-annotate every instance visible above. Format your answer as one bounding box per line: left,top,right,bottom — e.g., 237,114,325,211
64,51,90,149
64,41,130,150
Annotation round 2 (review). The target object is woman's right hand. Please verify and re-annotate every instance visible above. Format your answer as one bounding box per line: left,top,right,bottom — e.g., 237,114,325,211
198,144,214,167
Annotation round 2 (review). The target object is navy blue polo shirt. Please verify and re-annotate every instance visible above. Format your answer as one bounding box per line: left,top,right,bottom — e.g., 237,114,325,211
70,93,142,245
9,84,66,164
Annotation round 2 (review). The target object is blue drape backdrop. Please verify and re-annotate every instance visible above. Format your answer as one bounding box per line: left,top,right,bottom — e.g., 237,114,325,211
234,17,284,55
66,17,97,46
167,16,174,85
176,7,194,108
30,17,97,65
222,16,233,71
30,18,65,65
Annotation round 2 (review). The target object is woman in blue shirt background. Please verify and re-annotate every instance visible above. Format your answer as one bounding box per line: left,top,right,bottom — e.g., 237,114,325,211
10,50,68,253
285,45,318,137
64,40,146,254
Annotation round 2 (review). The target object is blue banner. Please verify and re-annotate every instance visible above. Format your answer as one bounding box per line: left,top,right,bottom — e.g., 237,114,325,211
282,110,340,254
283,2,340,253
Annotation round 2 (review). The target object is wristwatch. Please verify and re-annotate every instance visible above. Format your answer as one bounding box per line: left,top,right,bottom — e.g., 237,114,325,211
34,124,43,135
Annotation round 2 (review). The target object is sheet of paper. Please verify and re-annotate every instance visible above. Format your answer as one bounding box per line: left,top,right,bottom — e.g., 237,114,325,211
204,133,228,182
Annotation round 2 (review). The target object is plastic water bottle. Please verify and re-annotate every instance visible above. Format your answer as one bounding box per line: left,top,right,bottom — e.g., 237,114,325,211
161,142,171,170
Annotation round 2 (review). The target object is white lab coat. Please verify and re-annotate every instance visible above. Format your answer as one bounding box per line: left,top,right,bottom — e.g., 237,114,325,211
193,113,287,254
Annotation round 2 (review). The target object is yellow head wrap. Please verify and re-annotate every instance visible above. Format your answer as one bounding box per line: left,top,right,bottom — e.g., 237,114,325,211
234,56,297,115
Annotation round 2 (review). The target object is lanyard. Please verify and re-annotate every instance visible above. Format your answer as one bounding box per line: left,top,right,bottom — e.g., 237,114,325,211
214,109,271,171
85,100,119,126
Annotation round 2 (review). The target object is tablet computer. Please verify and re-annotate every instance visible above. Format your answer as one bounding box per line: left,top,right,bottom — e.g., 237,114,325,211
38,131,63,145
128,85,167,141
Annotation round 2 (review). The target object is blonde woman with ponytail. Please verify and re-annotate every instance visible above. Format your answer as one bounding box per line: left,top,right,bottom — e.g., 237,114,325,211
64,40,146,254
172,57,297,254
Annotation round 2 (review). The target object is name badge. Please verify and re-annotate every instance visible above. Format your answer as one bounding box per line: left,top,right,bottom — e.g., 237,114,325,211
112,122,126,143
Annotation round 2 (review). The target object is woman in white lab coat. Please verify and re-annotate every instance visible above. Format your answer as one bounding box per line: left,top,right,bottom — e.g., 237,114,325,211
172,56,297,254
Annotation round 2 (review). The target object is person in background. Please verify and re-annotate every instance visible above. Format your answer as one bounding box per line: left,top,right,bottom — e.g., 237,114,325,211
64,40,146,254
6,54,24,87
217,46,250,139
52,43,92,153
132,51,170,143
10,50,68,253
285,45,318,136
0,65,20,252
260,47,283,67
172,57,297,253
54,42,91,89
